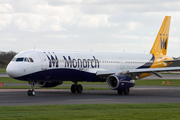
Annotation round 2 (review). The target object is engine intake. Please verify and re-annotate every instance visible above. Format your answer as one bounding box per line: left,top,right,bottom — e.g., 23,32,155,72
106,75,135,90
37,81,63,88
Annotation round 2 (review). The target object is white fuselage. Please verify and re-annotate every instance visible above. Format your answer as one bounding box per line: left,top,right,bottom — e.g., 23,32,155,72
6,49,153,82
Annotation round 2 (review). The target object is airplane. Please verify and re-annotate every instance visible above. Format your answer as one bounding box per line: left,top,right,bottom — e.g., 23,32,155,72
6,16,180,96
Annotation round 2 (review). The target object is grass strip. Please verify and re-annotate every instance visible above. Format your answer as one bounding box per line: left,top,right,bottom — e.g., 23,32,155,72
135,79,180,86
1,77,180,87
0,86,109,90
0,103,180,120
0,77,106,84
0,77,27,83
0,68,6,73
161,72,180,75
1,77,180,86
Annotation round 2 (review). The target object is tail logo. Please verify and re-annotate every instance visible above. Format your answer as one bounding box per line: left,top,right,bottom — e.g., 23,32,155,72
160,34,167,50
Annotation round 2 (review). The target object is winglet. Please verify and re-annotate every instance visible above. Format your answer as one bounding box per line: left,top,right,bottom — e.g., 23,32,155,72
150,16,171,55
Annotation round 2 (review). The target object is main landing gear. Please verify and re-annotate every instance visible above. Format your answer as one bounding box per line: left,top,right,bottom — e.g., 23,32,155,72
71,82,83,93
28,81,36,96
117,88,130,95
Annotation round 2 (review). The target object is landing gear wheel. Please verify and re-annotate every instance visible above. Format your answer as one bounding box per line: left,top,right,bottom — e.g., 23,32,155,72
76,84,83,93
71,84,77,93
31,90,36,96
123,88,130,95
27,90,36,96
117,90,123,95
28,90,32,96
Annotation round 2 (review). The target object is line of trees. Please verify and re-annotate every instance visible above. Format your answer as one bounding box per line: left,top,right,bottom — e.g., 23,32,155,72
0,51,17,68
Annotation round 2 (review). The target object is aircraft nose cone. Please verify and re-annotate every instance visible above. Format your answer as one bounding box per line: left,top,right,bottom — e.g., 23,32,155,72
6,63,19,78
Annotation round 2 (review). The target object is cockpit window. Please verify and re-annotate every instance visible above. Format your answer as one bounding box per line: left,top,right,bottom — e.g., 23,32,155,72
29,58,34,62
11,57,16,62
16,58,24,62
13,57,34,62
24,58,29,62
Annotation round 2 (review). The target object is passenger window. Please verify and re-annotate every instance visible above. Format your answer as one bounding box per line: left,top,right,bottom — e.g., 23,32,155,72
29,58,34,62
16,58,24,62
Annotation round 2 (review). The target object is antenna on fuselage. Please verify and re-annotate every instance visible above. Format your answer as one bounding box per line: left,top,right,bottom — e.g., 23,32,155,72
33,46,35,50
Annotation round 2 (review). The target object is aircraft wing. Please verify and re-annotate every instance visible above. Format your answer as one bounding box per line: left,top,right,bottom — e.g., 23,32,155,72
128,67,180,73
96,70,123,76
96,67,180,76
164,59,180,63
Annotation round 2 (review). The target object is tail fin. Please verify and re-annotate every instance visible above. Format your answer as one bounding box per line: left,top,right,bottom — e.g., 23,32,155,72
150,16,171,55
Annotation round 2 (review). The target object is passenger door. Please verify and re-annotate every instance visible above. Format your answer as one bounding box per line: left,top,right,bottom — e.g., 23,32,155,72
38,52,47,70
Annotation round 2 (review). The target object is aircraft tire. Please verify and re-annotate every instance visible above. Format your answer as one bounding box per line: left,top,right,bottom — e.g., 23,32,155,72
123,88,130,95
28,90,32,96
117,90,123,95
28,90,36,96
71,84,76,93
31,90,36,96
76,84,83,93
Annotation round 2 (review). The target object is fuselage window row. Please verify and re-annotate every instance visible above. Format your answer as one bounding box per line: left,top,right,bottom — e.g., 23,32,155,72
49,59,150,64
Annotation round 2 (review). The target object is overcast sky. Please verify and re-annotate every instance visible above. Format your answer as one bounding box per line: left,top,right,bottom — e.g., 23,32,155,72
1,0,180,57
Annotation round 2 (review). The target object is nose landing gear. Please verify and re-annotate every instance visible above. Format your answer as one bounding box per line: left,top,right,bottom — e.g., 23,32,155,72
28,81,36,96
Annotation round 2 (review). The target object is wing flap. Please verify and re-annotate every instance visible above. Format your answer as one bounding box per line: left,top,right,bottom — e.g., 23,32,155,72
96,67,180,76
96,70,123,76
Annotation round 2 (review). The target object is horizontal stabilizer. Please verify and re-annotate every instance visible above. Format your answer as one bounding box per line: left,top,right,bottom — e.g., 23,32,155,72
164,59,180,63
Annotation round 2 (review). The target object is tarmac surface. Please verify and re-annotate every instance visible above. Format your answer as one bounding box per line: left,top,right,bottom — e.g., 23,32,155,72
1,73,180,106
0,73,8,77
0,86,180,106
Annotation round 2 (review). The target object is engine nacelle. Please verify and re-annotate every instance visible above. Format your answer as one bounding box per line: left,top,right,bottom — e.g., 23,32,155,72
106,75,135,90
36,81,63,88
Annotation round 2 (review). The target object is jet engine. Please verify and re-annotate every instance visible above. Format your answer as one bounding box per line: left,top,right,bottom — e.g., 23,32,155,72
106,75,135,90
37,81,63,88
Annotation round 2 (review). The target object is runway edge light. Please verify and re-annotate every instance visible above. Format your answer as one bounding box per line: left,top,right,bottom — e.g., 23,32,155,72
0,83,4,87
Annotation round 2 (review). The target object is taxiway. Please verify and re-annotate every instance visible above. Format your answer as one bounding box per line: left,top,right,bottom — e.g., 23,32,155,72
0,86,180,106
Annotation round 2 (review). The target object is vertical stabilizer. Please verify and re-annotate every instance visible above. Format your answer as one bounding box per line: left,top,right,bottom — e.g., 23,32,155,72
150,16,171,55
